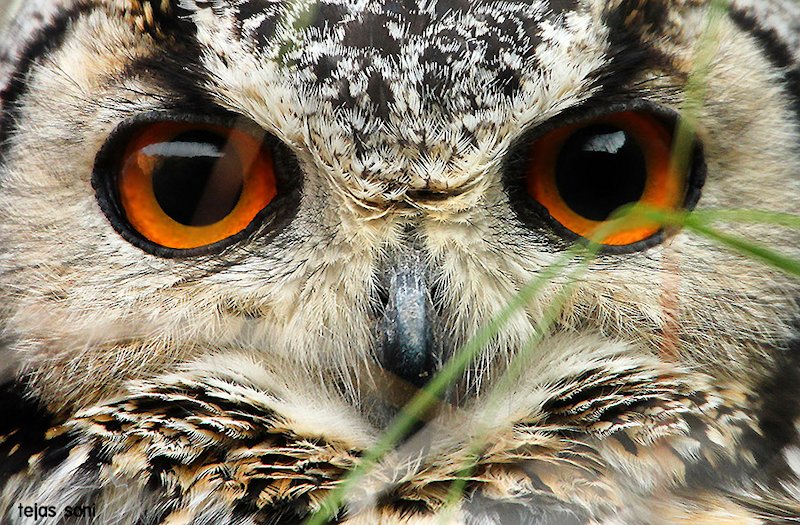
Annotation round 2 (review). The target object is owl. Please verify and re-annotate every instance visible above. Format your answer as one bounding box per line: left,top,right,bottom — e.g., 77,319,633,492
0,0,799,523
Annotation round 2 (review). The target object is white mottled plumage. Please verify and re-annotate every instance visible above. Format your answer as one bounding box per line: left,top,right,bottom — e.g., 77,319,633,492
1,1,800,524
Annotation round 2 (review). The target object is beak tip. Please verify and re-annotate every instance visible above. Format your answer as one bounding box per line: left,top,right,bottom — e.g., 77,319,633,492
376,274,438,388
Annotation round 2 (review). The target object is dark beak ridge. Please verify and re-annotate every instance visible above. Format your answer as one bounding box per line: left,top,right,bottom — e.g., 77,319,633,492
376,248,438,388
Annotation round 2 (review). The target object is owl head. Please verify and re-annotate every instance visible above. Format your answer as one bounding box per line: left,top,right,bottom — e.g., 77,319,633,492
0,0,799,523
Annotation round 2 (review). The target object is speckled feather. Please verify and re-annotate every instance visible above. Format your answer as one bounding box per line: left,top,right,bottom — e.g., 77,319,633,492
0,344,769,524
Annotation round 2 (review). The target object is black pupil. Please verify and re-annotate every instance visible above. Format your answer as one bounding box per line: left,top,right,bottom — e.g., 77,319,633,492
555,124,647,221
149,130,244,226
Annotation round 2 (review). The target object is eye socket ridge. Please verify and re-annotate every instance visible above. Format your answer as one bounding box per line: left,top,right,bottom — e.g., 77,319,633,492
506,103,706,253
93,113,300,258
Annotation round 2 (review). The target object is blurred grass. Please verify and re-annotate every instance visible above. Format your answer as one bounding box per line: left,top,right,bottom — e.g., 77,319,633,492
304,0,800,523
305,201,800,525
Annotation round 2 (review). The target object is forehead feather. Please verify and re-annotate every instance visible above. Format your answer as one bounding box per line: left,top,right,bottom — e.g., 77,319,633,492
228,0,583,117
189,1,602,156
174,0,608,203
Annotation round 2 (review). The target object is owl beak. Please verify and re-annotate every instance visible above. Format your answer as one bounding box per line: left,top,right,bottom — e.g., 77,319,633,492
376,248,439,388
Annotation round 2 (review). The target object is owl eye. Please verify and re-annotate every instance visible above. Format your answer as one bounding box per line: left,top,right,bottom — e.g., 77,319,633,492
525,111,698,247
111,121,277,250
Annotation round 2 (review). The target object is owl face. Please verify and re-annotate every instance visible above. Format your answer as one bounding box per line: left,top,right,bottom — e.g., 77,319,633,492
1,0,799,523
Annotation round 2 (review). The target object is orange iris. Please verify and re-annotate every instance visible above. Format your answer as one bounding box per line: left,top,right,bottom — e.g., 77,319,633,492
526,111,684,246
118,122,277,249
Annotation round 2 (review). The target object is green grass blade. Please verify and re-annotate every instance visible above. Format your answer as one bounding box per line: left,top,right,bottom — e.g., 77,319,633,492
303,249,585,525
689,209,800,229
433,215,640,519
621,206,800,278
